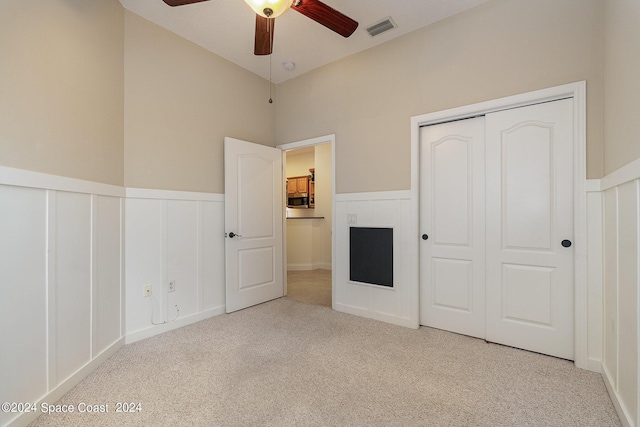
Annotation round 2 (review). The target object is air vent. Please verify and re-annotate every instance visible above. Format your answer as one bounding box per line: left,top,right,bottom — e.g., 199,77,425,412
366,17,397,37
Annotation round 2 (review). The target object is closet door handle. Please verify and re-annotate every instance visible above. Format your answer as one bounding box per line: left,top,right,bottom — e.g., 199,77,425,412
422,234,429,241
228,232,242,238
561,239,572,248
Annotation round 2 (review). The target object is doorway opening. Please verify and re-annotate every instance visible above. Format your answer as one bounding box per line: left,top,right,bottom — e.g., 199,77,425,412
278,136,335,308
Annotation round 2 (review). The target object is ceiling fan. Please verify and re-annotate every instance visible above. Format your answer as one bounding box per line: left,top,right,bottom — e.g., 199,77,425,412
162,0,359,55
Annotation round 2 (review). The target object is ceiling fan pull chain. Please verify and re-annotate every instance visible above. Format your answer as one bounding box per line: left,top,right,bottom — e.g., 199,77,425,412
268,53,273,104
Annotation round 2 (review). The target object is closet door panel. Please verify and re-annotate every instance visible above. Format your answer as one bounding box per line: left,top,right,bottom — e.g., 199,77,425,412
485,99,574,360
419,116,486,339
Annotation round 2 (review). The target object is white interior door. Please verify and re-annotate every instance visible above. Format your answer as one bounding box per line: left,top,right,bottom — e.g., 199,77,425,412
485,99,574,360
224,137,284,313
419,116,486,339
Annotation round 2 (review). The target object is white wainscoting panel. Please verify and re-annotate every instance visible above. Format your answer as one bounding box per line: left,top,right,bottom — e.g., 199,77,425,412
202,201,226,311
616,181,638,426
585,186,603,372
125,189,226,343
125,198,163,334
167,201,199,319
335,191,415,328
0,167,125,427
51,191,92,388
603,187,619,389
0,185,48,411
93,195,124,356
600,159,640,427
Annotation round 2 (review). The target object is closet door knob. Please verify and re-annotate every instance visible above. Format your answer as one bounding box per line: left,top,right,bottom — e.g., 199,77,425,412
561,239,572,248
228,232,242,238
422,234,429,241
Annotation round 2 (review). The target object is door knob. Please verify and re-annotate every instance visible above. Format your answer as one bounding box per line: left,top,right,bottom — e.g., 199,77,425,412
228,232,242,238
561,239,572,248
422,234,429,240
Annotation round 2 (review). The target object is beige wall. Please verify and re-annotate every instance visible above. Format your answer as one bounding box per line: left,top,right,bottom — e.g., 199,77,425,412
3,0,626,190
124,11,275,193
276,0,605,193
0,0,124,185
314,143,332,268
603,0,640,175
285,148,314,178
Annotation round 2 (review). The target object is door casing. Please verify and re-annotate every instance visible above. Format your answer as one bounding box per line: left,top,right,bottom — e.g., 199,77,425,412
410,82,589,369
277,134,337,307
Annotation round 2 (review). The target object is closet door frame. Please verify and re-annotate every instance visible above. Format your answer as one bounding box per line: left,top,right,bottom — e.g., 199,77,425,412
410,81,588,369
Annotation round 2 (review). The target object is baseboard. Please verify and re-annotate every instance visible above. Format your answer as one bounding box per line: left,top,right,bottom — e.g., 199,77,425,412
125,305,226,344
586,357,602,373
287,263,314,271
314,262,332,270
8,338,125,427
287,263,332,271
602,364,633,427
334,303,416,329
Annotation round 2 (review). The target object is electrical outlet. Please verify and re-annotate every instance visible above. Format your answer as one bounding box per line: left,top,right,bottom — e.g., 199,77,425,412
143,284,152,298
169,281,175,292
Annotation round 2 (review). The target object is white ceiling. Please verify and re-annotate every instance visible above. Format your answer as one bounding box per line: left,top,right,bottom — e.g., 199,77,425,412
119,0,491,84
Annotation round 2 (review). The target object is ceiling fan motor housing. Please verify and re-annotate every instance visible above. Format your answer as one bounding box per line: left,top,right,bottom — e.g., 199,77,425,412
244,0,294,19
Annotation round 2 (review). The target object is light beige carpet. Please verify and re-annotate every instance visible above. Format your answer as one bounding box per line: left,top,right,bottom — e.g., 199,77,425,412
30,298,620,426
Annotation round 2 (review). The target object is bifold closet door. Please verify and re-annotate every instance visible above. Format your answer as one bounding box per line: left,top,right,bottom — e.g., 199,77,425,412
419,116,486,339
485,99,574,360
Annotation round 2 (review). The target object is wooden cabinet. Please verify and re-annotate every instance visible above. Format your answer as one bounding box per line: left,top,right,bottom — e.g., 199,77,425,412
287,172,314,207
287,176,309,194
287,178,297,194
296,177,308,193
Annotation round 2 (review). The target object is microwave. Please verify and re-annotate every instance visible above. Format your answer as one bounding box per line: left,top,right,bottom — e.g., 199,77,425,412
288,195,309,208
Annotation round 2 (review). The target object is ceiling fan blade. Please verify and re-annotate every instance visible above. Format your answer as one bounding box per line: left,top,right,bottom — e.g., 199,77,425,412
254,15,275,55
162,0,209,6
292,0,358,38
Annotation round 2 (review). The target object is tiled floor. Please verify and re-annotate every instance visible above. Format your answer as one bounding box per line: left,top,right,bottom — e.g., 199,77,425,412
286,269,332,307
